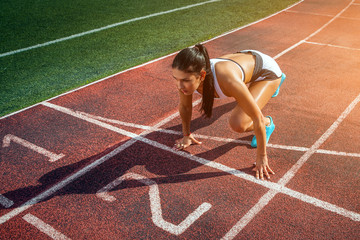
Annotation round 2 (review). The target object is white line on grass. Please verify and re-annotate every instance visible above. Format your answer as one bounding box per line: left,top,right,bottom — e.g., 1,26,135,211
0,51,179,120
0,0,357,234
0,0,220,58
40,102,360,223
23,214,71,240
0,0,305,120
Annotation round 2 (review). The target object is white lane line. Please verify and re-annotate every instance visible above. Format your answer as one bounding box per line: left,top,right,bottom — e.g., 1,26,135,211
340,16,360,21
222,1,359,237
0,0,220,58
305,41,360,51
286,9,360,21
0,194,14,208
285,10,335,18
202,0,304,43
316,149,360,158
39,102,360,223
97,172,212,236
0,0,305,120
223,93,360,239
273,40,305,59
221,189,278,240
2,134,65,162
0,139,137,225
0,50,178,120
0,99,201,225
279,93,360,185
274,0,355,60
78,111,360,158
1,0,356,228
23,214,71,240
303,0,355,40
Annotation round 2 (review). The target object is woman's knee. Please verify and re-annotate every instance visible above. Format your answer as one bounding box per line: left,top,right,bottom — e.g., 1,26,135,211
228,116,252,133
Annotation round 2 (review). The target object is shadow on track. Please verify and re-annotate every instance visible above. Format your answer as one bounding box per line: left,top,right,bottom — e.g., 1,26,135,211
1,101,255,209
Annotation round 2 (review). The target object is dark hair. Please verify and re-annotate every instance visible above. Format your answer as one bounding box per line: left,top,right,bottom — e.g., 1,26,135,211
172,44,214,118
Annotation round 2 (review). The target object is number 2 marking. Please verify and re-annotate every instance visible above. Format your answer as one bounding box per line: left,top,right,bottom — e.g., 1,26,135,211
97,172,212,235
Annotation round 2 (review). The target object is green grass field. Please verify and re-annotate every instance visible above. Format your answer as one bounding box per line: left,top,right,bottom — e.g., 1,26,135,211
0,0,297,117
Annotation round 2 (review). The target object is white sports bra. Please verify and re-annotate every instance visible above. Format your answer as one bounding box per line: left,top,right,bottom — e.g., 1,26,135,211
195,58,245,99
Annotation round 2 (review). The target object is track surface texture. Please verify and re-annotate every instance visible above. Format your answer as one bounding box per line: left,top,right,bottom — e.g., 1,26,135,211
1,0,360,239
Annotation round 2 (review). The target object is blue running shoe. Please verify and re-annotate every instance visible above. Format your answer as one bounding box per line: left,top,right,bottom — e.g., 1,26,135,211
272,73,286,98
251,116,275,148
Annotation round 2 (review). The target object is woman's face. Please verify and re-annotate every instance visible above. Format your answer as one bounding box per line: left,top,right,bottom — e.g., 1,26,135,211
172,68,205,95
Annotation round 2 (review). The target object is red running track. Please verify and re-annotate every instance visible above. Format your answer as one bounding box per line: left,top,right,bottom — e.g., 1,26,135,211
1,0,360,239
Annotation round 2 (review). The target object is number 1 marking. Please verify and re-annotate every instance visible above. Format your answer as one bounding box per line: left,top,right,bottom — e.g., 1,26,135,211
0,194,14,208
2,134,65,162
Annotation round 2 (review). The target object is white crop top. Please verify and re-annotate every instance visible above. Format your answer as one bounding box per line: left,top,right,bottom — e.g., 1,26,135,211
194,58,245,99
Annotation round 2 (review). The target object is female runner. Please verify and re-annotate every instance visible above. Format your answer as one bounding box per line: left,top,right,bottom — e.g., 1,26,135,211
171,43,286,180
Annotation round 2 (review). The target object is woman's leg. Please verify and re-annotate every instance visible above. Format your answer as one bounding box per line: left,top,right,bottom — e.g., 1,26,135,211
229,77,281,133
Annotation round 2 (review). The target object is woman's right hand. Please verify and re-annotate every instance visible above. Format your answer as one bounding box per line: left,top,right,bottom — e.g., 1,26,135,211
174,134,202,150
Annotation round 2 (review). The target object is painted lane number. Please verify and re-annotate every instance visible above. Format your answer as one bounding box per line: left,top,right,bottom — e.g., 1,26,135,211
2,134,65,162
97,172,212,236
1,134,65,208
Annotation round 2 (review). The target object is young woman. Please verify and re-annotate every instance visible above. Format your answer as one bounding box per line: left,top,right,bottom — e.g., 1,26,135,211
171,43,286,180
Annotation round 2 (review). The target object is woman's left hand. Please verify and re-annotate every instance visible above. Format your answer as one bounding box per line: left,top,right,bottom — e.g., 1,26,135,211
252,154,275,180
174,134,202,150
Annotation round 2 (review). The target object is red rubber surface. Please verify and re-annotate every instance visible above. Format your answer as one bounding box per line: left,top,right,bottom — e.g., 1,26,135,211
1,0,359,239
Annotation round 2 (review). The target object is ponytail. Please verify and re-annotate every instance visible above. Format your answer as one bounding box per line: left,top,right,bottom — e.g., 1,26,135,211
195,44,214,118
172,43,214,118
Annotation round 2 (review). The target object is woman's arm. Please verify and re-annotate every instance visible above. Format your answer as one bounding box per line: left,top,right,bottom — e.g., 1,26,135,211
179,90,193,136
176,90,202,149
217,63,273,179
227,80,268,157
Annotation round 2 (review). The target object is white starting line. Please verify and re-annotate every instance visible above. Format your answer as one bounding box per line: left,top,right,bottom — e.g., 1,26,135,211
2,42,360,239
2,89,356,236
78,111,360,158
23,214,71,240
223,1,360,238
35,2,360,237
0,99,201,226
41,101,360,224
1,0,359,239
3,95,359,229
